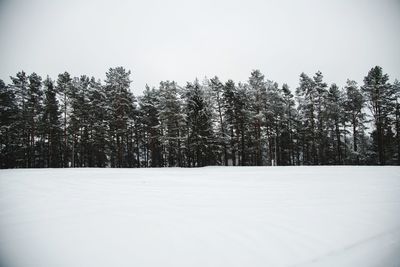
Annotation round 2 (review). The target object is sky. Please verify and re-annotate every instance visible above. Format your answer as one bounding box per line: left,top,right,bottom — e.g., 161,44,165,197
0,0,399,95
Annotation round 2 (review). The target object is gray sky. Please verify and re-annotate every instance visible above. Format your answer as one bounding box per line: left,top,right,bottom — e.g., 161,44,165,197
0,0,399,94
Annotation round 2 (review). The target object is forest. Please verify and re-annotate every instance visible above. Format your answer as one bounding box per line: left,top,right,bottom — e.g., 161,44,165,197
0,66,399,168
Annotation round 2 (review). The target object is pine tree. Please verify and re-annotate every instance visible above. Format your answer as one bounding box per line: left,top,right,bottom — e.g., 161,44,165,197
281,83,296,165
68,75,92,167
26,73,43,167
87,77,109,167
104,67,135,167
264,81,285,165
0,79,18,168
42,77,62,167
393,80,400,164
362,66,393,164
209,76,227,165
158,81,184,166
223,80,238,166
139,85,162,167
185,80,216,166
313,71,328,165
296,73,317,165
56,72,73,167
248,70,267,166
344,80,366,164
10,71,30,167
326,84,344,164
221,80,251,166
235,82,251,165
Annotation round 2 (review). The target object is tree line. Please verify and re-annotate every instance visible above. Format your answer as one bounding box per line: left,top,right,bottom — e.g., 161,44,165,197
1,66,399,168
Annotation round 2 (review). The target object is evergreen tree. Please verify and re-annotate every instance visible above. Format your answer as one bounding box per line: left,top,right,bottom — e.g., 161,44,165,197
26,73,43,167
264,81,284,165
185,80,216,166
69,75,92,167
326,84,344,164
235,82,251,165
248,70,267,166
56,72,73,167
139,85,162,167
0,79,18,168
280,84,296,165
344,80,366,164
362,66,393,164
10,71,30,167
209,76,228,165
296,73,317,164
87,78,109,167
223,79,238,166
313,71,328,165
158,81,184,166
104,67,135,167
42,77,62,167
393,80,400,164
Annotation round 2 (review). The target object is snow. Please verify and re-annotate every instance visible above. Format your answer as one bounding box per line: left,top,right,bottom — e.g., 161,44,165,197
0,166,399,267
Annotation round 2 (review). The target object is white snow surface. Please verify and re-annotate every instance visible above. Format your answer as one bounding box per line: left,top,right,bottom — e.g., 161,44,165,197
0,167,399,267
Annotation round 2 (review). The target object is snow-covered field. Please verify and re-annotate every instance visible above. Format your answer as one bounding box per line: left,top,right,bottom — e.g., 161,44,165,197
0,167,399,267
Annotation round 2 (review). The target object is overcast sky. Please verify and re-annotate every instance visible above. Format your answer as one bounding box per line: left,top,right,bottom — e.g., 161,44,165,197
0,0,399,94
